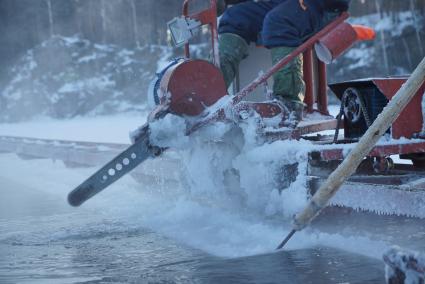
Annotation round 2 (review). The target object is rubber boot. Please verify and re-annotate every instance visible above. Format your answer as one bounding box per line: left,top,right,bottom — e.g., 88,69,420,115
271,47,305,126
219,33,249,88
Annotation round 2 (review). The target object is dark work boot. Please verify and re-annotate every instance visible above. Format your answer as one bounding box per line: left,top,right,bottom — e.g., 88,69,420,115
219,33,249,88
271,47,305,127
278,98,304,128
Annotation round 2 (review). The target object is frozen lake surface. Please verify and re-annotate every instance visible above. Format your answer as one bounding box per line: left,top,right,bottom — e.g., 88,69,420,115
0,172,386,284
0,153,388,284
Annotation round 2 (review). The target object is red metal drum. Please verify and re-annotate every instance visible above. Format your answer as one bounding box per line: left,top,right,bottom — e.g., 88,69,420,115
314,22,357,64
159,59,227,116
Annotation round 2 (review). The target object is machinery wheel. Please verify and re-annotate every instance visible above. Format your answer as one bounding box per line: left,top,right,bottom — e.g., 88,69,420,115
342,87,362,124
342,87,372,127
372,157,394,173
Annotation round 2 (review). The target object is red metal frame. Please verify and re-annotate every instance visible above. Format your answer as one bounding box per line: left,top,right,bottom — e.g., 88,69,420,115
231,13,349,106
177,1,425,168
317,61,328,114
373,79,425,139
180,0,346,117
314,140,425,162
329,78,425,139
265,118,339,141
183,0,220,67
303,49,314,113
187,12,350,133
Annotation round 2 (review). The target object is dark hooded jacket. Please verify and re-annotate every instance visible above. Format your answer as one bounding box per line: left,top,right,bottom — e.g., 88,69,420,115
219,0,351,47
225,0,350,12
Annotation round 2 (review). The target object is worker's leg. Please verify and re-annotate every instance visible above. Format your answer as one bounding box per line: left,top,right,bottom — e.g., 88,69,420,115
263,0,325,123
218,1,277,87
218,33,249,88
270,47,304,105
270,46,304,123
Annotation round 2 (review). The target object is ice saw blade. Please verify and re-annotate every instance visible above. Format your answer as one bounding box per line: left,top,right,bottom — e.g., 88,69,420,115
67,124,164,207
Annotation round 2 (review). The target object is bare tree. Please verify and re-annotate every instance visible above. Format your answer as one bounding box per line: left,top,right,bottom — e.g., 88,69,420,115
410,0,424,56
45,0,54,37
375,0,390,75
129,0,141,48
100,0,107,43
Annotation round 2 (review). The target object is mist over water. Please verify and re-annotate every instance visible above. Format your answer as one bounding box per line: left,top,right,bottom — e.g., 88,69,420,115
0,1,424,282
0,116,398,283
2,103,424,282
0,149,388,283
1,117,421,250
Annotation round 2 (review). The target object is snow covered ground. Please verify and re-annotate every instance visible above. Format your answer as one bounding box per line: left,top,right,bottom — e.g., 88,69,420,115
0,106,341,143
0,113,146,144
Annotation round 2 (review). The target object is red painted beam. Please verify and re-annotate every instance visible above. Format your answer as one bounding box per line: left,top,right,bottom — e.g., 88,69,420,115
315,140,425,161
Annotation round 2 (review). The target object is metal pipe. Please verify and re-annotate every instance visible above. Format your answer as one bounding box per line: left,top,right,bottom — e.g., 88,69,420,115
317,60,329,114
303,49,314,113
183,0,190,58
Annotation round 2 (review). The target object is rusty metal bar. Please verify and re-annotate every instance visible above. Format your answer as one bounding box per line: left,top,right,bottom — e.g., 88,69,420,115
316,140,425,161
303,49,314,113
182,0,219,66
317,60,329,114
183,0,190,58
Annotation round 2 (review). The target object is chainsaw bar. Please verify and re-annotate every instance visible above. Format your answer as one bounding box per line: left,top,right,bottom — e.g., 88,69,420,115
67,124,164,207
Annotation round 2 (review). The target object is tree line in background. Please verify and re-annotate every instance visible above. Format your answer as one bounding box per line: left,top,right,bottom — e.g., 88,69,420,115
0,0,424,78
0,0,183,79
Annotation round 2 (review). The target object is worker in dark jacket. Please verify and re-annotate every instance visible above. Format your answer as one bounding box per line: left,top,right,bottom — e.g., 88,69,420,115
217,0,350,126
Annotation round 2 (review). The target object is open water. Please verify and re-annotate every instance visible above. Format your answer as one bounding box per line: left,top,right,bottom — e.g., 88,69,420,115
0,161,388,284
